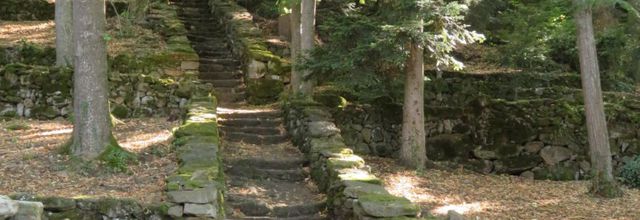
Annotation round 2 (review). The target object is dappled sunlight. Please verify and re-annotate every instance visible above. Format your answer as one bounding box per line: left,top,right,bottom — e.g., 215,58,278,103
0,21,55,46
217,107,276,114
433,202,494,215
365,156,640,219
119,131,173,152
0,118,180,202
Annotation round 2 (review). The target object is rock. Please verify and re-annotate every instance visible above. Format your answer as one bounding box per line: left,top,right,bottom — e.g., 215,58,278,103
355,194,420,218
472,148,498,160
0,196,19,219
361,128,372,143
181,61,199,71
16,103,24,117
41,197,75,211
183,203,217,217
448,210,466,220
520,171,535,180
308,121,340,138
540,146,573,166
1,104,16,117
524,141,544,153
247,60,266,79
167,188,218,204
167,205,183,217
13,200,44,220
494,154,542,174
579,160,591,172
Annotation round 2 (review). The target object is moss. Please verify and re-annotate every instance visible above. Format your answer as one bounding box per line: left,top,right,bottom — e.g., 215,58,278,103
173,136,219,147
589,171,624,198
173,121,219,138
97,136,137,173
247,78,284,105
110,103,129,119
5,120,30,130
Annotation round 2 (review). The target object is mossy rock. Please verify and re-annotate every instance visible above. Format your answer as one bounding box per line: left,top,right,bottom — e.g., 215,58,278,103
246,78,284,105
173,121,218,138
355,193,421,218
110,104,129,119
426,134,472,161
534,164,580,181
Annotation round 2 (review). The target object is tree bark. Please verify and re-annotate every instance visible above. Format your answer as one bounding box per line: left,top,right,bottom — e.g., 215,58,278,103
573,0,622,198
72,0,114,159
290,0,302,95
400,29,426,169
299,0,316,97
55,0,73,67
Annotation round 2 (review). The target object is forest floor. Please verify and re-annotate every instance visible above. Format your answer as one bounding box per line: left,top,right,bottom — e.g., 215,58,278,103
365,156,640,220
0,117,180,203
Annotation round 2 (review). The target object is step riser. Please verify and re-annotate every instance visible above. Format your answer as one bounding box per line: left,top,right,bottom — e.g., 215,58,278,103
226,166,307,181
218,119,283,127
220,127,283,136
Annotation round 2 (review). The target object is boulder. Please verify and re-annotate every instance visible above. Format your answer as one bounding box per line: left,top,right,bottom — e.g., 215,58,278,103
13,200,44,220
524,141,544,153
355,194,420,218
167,205,183,217
167,188,218,204
308,121,340,138
540,146,573,166
183,203,217,217
0,196,19,219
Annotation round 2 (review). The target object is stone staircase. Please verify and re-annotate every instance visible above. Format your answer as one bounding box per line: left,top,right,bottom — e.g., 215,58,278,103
174,0,327,219
175,0,246,105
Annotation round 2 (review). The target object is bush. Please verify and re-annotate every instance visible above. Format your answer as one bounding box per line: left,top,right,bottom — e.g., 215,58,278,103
620,156,640,188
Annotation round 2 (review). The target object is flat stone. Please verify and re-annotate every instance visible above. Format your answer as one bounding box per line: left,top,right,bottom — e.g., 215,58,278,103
472,148,498,160
308,121,340,138
342,181,390,199
0,196,19,219
524,141,544,153
168,205,184,217
167,188,218,204
355,194,420,218
540,146,573,166
40,197,76,211
448,210,466,220
183,203,217,217
13,201,44,220
181,61,200,70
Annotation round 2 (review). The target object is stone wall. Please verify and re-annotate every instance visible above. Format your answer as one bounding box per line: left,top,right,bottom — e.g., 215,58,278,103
284,99,421,219
166,96,225,219
0,1,207,119
1,194,170,220
208,0,289,104
0,195,43,220
316,71,640,180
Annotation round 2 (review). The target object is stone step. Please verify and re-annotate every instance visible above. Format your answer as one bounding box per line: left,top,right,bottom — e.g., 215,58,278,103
196,50,233,58
225,157,306,170
199,58,240,66
188,35,229,43
226,195,326,219
219,125,283,136
222,131,288,145
218,117,283,127
192,42,229,50
226,164,307,181
208,79,244,88
200,64,240,72
217,110,282,119
200,71,242,80
214,86,246,94
227,216,326,220
216,92,246,103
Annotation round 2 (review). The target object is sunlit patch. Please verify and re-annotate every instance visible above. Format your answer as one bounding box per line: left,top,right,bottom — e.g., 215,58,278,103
385,173,435,203
0,21,55,46
120,131,173,151
37,128,73,137
433,202,491,215
217,107,276,114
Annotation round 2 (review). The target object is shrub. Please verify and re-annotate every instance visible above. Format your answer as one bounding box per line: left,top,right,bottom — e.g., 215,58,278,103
620,156,640,188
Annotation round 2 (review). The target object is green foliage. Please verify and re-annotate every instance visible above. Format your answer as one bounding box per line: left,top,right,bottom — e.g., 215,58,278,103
620,155,640,188
0,40,56,66
5,120,31,131
99,142,137,173
303,0,482,103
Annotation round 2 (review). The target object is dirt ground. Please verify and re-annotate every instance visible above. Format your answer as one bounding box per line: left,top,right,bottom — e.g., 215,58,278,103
0,118,180,203
365,156,640,220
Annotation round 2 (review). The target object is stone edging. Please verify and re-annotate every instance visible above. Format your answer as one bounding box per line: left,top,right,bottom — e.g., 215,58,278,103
166,95,225,219
284,100,422,219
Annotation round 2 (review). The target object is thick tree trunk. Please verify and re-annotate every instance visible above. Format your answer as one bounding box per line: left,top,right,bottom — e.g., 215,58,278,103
72,0,114,159
400,38,426,169
55,0,73,67
573,0,622,198
290,0,302,95
299,0,316,97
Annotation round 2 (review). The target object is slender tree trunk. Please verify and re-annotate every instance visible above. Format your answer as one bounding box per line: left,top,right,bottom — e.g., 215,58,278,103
299,0,316,97
55,0,73,66
573,0,622,198
290,0,302,95
400,24,426,169
72,0,114,159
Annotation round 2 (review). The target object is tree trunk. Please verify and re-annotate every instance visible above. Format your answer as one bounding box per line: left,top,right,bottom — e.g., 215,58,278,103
573,0,622,198
299,0,316,97
72,0,114,159
400,33,426,169
290,0,302,95
55,0,73,67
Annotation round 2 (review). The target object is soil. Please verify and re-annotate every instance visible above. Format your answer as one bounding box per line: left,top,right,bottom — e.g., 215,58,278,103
0,118,180,203
365,156,640,220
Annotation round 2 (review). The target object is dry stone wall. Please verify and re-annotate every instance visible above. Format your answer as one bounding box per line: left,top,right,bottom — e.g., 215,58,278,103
316,71,640,180
284,99,421,219
166,96,225,219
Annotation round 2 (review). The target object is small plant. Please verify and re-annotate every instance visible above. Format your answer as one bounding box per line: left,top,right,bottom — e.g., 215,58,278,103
620,155,640,188
100,145,137,173
5,120,31,131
